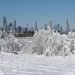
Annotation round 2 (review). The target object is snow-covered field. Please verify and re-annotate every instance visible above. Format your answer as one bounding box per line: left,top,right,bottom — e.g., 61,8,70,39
0,52,75,75
1,27,75,75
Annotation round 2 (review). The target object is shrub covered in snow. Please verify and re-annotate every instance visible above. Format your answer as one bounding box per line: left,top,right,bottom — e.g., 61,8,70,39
0,31,19,53
32,26,75,56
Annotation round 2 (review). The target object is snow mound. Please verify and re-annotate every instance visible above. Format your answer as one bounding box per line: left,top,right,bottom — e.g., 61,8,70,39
32,26,75,56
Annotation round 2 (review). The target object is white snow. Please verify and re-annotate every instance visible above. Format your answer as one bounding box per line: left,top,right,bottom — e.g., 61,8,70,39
0,52,75,75
18,37,33,54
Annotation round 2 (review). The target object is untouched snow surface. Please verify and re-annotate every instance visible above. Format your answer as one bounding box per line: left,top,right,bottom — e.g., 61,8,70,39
0,52,75,75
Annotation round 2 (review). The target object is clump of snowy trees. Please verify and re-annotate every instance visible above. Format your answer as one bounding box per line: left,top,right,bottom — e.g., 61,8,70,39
32,26,75,56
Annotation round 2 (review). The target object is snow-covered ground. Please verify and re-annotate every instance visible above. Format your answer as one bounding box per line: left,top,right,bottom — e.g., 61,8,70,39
17,37,33,54
1,27,75,75
0,52,75,75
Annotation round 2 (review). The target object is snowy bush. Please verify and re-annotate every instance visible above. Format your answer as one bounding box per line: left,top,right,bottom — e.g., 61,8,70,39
0,31,19,53
32,26,75,56
32,29,51,55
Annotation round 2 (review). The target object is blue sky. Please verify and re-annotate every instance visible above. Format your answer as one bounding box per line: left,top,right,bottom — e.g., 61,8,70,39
0,0,75,29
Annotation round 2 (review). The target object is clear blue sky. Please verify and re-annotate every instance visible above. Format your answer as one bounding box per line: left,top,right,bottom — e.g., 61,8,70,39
0,0,75,29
